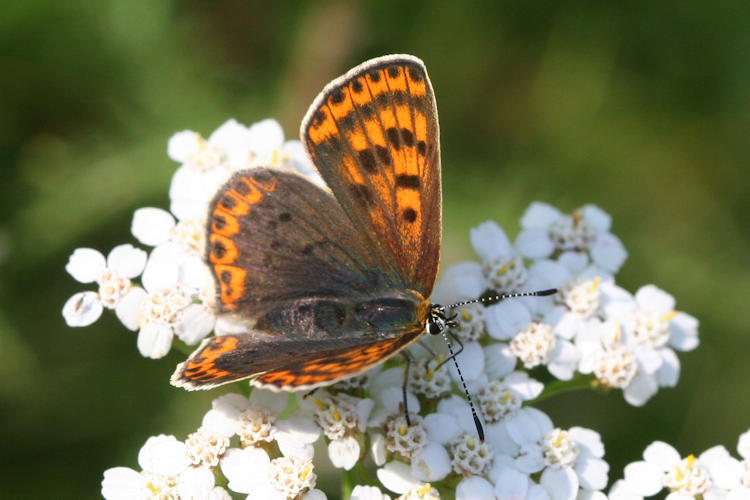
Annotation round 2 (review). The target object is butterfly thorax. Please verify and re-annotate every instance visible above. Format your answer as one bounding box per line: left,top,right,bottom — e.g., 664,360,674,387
254,289,431,340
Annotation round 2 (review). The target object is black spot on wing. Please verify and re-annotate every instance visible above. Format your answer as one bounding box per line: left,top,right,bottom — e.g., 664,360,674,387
386,128,401,150
350,183,374,206
213,214,226,229
376,146,392,165
212,240,227,258
330,89,345,104
401,128,414,147
396,174,420,189
407,65,424,82
358,149,378,173
402,208,417,223
220,195,236,210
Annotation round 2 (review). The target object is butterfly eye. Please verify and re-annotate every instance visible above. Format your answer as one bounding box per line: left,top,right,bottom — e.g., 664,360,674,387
427,318,444,335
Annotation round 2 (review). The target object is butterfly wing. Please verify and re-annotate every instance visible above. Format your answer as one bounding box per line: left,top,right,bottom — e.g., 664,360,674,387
173,54,443,392
301,54,442,297
204,167,403,318
171,326,423,391
172,165,429,390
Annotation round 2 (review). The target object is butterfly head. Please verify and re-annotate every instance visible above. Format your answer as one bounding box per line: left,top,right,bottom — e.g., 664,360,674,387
426,304,457,336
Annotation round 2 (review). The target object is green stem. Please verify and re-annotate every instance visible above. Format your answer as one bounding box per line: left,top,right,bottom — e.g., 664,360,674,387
353,461,376,486
342,467,355,499
531,373,593,403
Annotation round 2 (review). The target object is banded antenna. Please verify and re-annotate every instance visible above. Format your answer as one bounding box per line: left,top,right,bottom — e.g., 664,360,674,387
442,287,558,442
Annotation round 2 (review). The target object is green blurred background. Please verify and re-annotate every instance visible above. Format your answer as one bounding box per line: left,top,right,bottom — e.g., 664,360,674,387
1,1,749,498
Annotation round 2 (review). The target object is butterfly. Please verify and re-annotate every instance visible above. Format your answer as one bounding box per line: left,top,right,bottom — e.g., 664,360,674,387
171,54,451,395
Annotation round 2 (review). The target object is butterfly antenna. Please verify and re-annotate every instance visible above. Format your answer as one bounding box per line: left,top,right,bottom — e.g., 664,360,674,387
441,331,485,442
446,288,557,310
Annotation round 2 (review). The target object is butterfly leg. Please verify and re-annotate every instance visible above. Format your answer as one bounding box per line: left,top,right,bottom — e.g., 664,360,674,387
414,339,437,357
436,330,464,369
401,351,413,426
303,388,318,399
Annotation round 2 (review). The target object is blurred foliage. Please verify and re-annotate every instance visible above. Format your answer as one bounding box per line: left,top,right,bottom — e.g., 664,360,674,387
1,1,749,498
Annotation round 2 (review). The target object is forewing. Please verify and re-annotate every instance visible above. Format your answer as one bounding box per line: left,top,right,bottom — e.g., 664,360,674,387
301,54,442,297
170,326,423,391
206,167,400,317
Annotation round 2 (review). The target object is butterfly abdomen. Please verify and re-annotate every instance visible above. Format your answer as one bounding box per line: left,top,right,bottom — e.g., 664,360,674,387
255,290,429,339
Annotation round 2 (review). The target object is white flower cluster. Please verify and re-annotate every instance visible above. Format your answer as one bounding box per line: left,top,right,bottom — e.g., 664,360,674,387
63,119,317,359
432,210,699,407
610,430,750,500
63,119,704,499
102,389,325,500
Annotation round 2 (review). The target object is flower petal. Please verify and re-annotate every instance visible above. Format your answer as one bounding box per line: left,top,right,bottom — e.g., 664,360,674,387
456,476,495,500
350,485,388,500
668,312,699,351
515,443,545,473
623,373,658,407
635,285,675,314
485,421,519,457
106,244,147,279
370,433,387,466
276,416,321,459
515,227,555,259
377,461,418,495
328,436,360,470
581,204,611,231
608,479,644,500
168,130,201,163
547,339,580,381
656,348,680,387
738,429,750,459
115,287,146,331
175,304,215,344
138,434,189,476
623,461,663,496
63,291,103,327
424,412,461,445
137,322,173,359
411,441,451,482
448,340,484,382
141,243,181,292
493,464,529,500
220,447,270,494
540,466,578,500
250,388,290,414
178,465,215,500
504,371,544,400
590,233,627,273
575,455,609,490
521,202,562,228
101,467,147,500
247,119,284,154
569,427,605,458
131,208,176,247
66,248,106,283
470,220,513,261
431,261,486,305
484,343,516,380
485,300,532,340
642,441,681,470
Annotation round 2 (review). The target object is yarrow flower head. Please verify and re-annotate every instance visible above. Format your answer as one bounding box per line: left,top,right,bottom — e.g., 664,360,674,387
66,114,702,499
610,431,750,500
101,434,223,500
63,244,146,328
